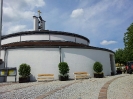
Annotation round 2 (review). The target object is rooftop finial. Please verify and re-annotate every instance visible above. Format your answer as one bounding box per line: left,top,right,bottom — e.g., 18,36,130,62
38,10,41,16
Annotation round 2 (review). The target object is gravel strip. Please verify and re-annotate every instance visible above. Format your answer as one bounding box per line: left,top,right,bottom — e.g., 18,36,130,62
0,81,76,99
0,82,45,93
44,74,129,99
0,74,130,99
107,74,133,99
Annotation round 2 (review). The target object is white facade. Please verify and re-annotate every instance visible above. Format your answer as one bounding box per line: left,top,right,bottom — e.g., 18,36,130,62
0,30,116,82
21,35,49,41
76,37,88,45
2,36,20,45
0,47,115,82
1,34,89,45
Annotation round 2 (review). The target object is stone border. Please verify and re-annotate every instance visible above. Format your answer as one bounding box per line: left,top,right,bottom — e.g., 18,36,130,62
98,76,126,99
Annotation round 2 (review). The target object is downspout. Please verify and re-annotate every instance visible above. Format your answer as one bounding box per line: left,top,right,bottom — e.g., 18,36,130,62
59,46,61,63
4,48,7,82
75,35,76,43
20,35,21,42
0,0,3,57
4,48,7,68
49,32,50,41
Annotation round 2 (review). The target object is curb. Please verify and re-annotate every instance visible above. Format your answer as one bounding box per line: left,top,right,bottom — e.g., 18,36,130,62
98,75,127,99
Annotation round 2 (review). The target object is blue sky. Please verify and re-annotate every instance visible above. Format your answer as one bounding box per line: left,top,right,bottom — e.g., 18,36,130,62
2,0,133,51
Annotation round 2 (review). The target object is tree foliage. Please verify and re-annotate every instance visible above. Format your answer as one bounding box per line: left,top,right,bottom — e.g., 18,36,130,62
115,23,133,65
115,49,126,65
18,63,31,78
58,62,69,76
93,62,103,73
123,23,133,61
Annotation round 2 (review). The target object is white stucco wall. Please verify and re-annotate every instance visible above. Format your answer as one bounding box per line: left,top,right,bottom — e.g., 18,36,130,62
61,48,113,78
76,37,88,45
50,35,75,42
0,47,115,82
21,35,49,41
1,36,20,45
2,34,89,45
5,48,60,82
0,50,5,61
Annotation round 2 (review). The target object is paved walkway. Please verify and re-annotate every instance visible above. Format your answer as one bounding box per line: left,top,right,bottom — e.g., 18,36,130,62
0,74,132,99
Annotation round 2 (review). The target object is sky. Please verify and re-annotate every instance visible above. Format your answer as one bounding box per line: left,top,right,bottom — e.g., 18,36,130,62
1,0,133,51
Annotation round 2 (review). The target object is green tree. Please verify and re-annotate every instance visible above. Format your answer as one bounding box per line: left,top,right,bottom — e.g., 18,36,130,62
122,48,127,65
123,23,133,61
115,49,125,65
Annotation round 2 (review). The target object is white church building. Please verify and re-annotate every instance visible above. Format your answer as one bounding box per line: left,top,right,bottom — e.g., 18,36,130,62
0,15,116,82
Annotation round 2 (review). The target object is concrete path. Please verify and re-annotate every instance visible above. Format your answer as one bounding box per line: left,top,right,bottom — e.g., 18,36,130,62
0,74,132,99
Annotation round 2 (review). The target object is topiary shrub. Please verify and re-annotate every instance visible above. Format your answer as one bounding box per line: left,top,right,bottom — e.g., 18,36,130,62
58,62,69,81
93,62,103,73
58,62,69,76
18,63,31,78
93,62,104,78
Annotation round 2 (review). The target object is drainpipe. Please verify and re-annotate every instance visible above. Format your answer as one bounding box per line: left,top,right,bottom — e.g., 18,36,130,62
75,35,76,43
4,48,7,68
3,48,7,82
59,46,61,63
0,0,3,57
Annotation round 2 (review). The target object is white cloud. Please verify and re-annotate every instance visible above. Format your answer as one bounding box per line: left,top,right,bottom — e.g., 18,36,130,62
100,40,117,45
65,0,133,38
4,0,45,10
7,25,27,34
70,8,84,18
2,0,45,35
3,0,45,22
3,7,35,22
24,0,45,8
113,48,118,51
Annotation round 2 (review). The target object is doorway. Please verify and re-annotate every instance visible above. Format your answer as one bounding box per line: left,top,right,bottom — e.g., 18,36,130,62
110,54,116,74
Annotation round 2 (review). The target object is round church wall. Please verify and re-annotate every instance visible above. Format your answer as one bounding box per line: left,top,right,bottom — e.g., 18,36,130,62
0,30,115,82
0,47,115,82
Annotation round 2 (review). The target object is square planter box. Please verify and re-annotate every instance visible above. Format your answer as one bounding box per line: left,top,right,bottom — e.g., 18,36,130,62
116,70,122,74
19,77,30,83
94,73,104,78
59,75,69,81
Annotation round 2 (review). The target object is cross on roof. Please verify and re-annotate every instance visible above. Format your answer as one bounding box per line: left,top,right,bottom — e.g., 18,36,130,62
38,10,41,16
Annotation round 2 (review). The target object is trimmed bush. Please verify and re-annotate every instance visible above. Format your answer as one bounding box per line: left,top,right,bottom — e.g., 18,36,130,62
18,63,31,78
93,62,103,73
58,62,69,76
116,67,122,74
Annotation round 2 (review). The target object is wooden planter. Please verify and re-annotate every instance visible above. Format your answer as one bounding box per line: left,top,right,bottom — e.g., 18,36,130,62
59,75,69,81
94,73,104,78
116,70,122,74
111,72,114,76
19,77,30,83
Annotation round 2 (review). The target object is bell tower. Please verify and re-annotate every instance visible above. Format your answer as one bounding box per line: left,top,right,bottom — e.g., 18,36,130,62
33,10,46,31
